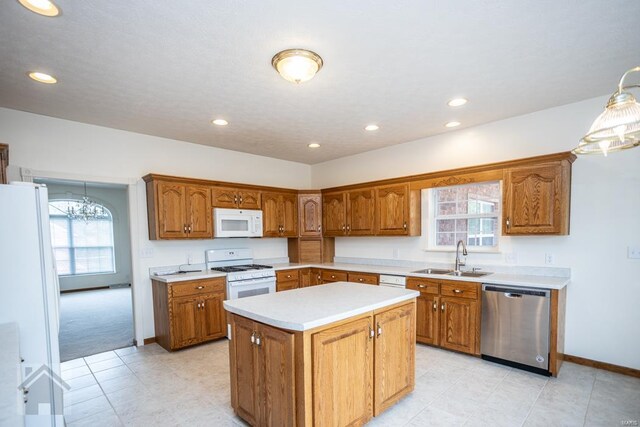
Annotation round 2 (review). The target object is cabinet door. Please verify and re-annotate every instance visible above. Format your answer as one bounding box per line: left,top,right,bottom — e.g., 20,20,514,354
171,296,200,349
157,182,188,239
440,297,478,354
299,194,322,237
257,324,295,427
231,316,259,425
186,185,213,238
322,192,347,236
300,268,311,287
309,268,321,286
347,189,376,235
262,192,282,237
199,292,226,341
503,163,569,235
312,316,374,426
280,193,299,237
211,187,239,208
375,184,410,235
374,303,416,415
238,190,261,210
416,294,439,346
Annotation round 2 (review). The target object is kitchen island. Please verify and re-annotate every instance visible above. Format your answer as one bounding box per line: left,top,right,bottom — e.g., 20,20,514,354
224,282,419,427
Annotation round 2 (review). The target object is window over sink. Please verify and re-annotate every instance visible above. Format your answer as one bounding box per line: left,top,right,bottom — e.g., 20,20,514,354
427,181,501,251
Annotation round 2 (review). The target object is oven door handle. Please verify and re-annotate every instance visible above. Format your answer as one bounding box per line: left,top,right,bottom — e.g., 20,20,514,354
228,276,277,287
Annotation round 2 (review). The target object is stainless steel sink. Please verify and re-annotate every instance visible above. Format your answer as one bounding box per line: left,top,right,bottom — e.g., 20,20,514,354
447,271,492,277
412,268,454,275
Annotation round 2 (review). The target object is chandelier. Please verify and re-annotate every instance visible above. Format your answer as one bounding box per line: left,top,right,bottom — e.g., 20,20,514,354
66,182,110,222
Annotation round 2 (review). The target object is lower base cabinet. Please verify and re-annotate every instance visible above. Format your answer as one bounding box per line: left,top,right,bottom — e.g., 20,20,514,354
229,301,416,426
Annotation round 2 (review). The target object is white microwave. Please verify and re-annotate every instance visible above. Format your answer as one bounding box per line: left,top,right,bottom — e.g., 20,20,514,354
213,208,263,238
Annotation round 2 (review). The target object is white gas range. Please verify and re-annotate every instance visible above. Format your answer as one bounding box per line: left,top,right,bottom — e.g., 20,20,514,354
205,248,276,299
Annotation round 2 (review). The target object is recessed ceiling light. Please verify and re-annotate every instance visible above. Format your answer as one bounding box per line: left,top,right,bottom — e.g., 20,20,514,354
308,143,321,148
364,124,379,131
272,49,323,84
18,0,60,16
211,119,228,126
447,98,468,107
28,71,57,84
445,121,461,128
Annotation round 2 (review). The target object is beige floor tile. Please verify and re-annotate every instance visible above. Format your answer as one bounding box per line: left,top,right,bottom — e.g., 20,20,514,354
64,395,114,423
66,408,123,427
407,405,468,426
94,365,134,383
99,373,143,394
65,374,98,392
62,365,92,381
64,384,104,407
89,357,125,373
84,350,119,364
62,358,87,371
114,346,138,357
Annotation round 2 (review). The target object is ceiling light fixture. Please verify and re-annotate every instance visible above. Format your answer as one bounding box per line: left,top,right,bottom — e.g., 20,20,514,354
64,182,110,223
211,119,228,126
308,143,321,148
574,66,640,156
447,98,468,107
445,121,461,128
272,49,323,84
364,124,379,131
18,0,60,16
28,71,57,84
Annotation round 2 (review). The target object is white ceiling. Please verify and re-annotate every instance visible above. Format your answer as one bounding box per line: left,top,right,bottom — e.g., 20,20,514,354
1,1,639,164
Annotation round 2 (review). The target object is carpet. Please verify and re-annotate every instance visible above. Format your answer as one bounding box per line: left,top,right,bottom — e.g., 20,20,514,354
59,287,134,362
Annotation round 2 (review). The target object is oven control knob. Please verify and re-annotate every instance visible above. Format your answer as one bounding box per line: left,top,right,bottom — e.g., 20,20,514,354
536,355,545,363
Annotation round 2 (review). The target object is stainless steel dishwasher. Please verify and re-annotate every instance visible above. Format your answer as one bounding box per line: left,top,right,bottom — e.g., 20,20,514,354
481,284,551,376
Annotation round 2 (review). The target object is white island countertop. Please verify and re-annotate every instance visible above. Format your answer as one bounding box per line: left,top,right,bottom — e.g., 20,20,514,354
223,282,420,331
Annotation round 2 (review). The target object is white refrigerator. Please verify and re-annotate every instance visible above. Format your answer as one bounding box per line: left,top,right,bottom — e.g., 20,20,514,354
0,182,63,426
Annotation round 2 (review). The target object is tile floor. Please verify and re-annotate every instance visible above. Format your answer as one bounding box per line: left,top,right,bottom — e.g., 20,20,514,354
61,340,640,426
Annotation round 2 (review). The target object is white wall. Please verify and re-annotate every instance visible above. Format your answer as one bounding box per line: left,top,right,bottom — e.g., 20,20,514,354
0,107,312,342
43,182,133,292
311,96,640,370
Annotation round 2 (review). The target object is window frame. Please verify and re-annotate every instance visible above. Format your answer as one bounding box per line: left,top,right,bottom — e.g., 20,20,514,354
48,200,117,277
425,181,503,253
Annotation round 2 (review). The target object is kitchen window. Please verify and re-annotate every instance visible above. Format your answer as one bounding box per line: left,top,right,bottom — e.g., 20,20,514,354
428,181,501,250
48,200,116,276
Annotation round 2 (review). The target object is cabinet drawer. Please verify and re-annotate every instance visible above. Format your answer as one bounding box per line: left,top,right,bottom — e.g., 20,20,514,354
321,270,348,282
276,269,300,283
440,281,478,300
406,277,439,294
348,272,378,285
171,279,225,298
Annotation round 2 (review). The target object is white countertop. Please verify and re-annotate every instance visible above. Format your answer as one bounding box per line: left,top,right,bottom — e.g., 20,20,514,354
223,282,420,331
151,261,569,289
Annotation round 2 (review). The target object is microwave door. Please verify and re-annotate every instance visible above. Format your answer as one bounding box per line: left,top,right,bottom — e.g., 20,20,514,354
219,216,251,237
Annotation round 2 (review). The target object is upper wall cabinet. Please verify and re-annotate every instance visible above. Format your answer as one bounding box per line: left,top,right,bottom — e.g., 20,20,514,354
212,186,261,210
299,194,322,237
146,180,213,240
503,160,572,235
262,192,298,237
375,184,420,236
322,192,347,236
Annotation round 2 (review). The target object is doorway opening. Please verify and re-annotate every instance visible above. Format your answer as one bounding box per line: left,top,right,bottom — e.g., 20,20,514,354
35,178,134,361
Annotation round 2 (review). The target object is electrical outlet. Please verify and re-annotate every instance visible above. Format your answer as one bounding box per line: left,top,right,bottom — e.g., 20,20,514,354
628,246,640,259
545,253,555,265
140,247,154,259
505,252,518,264
187,253,194,265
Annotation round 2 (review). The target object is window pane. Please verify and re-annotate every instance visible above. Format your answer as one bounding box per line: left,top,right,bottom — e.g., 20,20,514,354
50,218,70,247
436,233,454,246
437,202,456,216
437,188,456,202
74,247,114,274
436,219,455,232
53,248,71,275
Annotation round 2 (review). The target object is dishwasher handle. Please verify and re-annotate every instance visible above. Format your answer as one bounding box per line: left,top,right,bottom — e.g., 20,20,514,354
483,284,550,298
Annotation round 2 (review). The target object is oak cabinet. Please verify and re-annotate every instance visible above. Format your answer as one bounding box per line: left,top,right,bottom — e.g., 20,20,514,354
212,186,261,210
151,278,226,351
348,271,379,285
407,277,479,355
276,269,300,292
322,192,347,236
299,194,322,236
375,183,420,236
503,161,572,235
146,180,213,240
262,192,298,237
230,317,295,427
312,316,374,425
322,189,376,236
320,269,348,284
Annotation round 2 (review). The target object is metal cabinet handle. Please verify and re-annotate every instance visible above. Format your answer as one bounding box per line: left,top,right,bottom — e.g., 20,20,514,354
188,225,192,233
441,304,445,312
403,222,407,230
201,300,205,308
369,325,374,339
197,302,201,309
346,224,351,232
417,284,426,288
377,323,382,337
453,289,464,294
286,275,291,279
506,217,511,230
342,224,346,231
255,334,261,346
196,286,205,290
331,275,336,279
183,224,187,233
239,196,243,204
432,302,437,311
250,332,255,344
234,195,238,204
317,225,321,232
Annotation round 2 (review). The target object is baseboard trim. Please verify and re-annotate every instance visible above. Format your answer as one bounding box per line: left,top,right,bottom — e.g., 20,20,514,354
143,337,156,345
562,354,640,378
61,286,110,294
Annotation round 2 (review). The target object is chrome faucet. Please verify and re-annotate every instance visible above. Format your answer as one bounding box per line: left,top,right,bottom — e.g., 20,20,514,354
455,240,468,273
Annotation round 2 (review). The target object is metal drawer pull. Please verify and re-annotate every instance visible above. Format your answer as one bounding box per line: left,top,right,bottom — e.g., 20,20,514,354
331,275,335,279
287,275,291,278
359,278,364,282
196,286,205,290
505,293,523,298
453,289,464,294
417,284,426,288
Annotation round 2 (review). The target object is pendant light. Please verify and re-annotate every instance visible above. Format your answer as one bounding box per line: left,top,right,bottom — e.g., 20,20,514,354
574,66,640,156
272,49,323,84
65,182,109,222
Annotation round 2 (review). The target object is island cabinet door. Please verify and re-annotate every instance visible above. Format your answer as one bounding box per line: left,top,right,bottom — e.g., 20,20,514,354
256,324,295,427
312,316,374,426
373,303,416,415
230,316,260,426
440,297,478,354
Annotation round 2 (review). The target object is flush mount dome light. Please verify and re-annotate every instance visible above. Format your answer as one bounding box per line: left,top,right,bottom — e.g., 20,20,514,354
445,121,461,128
211,119,228,126
18,0,60,16
28,71,57,84
364,124,379,131
308,143,321,148
447,98,468,107
272,49,323,84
